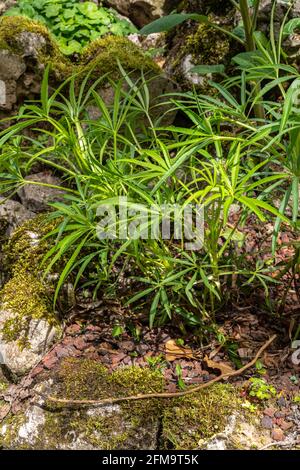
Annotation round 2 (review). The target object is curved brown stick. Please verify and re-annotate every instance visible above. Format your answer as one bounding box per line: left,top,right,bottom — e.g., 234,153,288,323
39,335,276,407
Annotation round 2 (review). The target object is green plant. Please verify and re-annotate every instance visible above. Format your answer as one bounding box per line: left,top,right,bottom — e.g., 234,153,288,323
146,354,167,372
175,364,186,390
5,0,137,54
248,377,277,400
112,325,124,338
0,64,289,329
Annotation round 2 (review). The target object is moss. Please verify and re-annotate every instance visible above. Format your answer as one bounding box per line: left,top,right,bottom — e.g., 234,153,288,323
79,36,160,78
168,20,231,91
0,269,54,346
185,23,230,66
39,360,237,450
0,214,59,347
0,359,246,450
41,360,164,449
0,412,26,450
3,214,57,272
162,383,238,449
0,16,58,55
56,358,164,399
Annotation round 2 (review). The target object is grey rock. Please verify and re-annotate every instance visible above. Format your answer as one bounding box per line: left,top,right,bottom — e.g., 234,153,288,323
0,50,26,81
104,0,181,27
198,413,274,450
18,172,65,212
261,415,274,430
0,309,58,376
0,197,35,236
16,32,47,58
0,50,26,110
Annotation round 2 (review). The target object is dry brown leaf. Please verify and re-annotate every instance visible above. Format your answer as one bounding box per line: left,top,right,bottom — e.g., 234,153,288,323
165,339,194,362
204,356,234,375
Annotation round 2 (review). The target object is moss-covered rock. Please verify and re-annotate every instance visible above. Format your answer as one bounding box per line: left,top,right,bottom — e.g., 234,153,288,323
80,35,159,76
164,19,232,91
0,16,175,122
162,383,237,449
0,360,165,449
0,215,60,375
1,355,292,450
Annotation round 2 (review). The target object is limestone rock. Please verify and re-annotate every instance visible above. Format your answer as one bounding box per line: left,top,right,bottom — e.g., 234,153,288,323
16,31,47,58
0,50,26,81
198,413,274,450
0,309,58,376
17,172,65,212
104,0,181,27
0,197,35,236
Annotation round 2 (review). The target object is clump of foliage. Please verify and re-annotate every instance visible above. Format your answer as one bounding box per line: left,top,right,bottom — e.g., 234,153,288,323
0,0,299,336
0,63,288,330
5,0,137,55
248,378,277,401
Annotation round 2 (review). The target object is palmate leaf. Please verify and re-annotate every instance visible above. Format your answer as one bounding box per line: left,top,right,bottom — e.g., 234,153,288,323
283,18,300,35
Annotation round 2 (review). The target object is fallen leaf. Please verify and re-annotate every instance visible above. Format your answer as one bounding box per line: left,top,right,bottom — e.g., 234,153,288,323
165,339,194,362
204,356,234,375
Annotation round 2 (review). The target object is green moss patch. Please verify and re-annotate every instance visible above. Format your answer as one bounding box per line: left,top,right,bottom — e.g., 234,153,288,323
0,215,59,346
0,358,243,450
162,383,238,449
80,36,160,78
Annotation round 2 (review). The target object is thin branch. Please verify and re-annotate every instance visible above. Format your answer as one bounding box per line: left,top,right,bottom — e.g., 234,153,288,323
36,335,276,407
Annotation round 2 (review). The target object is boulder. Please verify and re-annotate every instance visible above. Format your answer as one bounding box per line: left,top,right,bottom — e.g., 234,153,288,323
104,0,181,27
0,309,58,376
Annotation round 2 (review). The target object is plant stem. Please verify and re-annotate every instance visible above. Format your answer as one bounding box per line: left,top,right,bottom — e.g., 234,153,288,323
239,0,265,120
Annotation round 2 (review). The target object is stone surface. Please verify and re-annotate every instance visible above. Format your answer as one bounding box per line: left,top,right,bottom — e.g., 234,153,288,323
104,0,181,27
17,172,65,212
271,428,285,442
0,24,49,112
261,415,273,429
0,309,58,376
0,363,162,449
0,197,35,236
198,413,274,450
